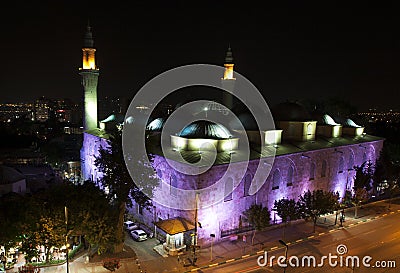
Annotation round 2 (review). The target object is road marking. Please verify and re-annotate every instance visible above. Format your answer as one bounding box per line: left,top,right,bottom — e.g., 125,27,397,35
242,254,250,258
319,232,325,236
191,268,200,272
329,229,336,233
257,250,264,254
308,235,315,239
349,224,354,226
390,211,395,214
209,263,218,267
271,246,278,250
296,239,303,243
226,259,235,263
286,242,292,245
383,213,388,216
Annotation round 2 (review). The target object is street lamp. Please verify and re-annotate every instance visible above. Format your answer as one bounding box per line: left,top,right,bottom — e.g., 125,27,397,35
278,240,288,273
210,234,215,261
65,206,69,273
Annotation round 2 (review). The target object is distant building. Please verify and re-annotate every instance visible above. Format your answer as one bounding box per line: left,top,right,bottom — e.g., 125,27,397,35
0,165,26,197
34,96,51,122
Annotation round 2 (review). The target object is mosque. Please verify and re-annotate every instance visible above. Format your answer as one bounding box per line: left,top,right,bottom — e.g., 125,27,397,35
79,25,384,255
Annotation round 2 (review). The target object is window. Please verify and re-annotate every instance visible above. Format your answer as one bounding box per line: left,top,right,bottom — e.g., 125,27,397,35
348,153,354,170
243,174,252,196
321,160,327,178
307,123,313,135
224,178,233,202
272,169,281,190
338,156,344,173
157,169,163,179
362,152,367,164
287,166,294,186
170,174,178,196
138,204,143,215
309,163,316,180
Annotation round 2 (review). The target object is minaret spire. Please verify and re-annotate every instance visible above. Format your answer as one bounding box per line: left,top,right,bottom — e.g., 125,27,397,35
83,20,94,48
221,45,236,109
79,24,99,131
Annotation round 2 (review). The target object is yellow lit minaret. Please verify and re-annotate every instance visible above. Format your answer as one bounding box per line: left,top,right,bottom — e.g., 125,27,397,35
79,23,99,131
221,46,236,110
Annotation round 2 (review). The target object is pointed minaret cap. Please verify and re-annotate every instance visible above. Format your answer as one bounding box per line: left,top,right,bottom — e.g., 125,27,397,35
225,45,234,64
83,21,94,48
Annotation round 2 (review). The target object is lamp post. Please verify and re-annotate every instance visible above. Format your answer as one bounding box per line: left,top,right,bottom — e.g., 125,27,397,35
65,206,69,273
210,234,215,261
192,193,199,265
278,240,288,273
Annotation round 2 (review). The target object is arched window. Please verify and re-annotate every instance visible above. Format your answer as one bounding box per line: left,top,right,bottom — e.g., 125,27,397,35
224,178,233,202
287,166,294,186
309,163,316,180
338,156,344,173
321,160,327,178
170,174,178,196
307,123,313,135
272,169,280,190
348,153,354,170
363,152,367,164
243,174,252,196
157,169,163,179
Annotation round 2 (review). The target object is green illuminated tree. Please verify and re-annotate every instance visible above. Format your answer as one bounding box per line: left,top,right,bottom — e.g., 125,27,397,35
297,190,339,233
243,204,271,245
95,130,158,253
274,198,300,240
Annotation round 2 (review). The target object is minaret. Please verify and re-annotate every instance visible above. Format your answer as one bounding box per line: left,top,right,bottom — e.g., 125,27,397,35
221,45,236,110
79,23,99,131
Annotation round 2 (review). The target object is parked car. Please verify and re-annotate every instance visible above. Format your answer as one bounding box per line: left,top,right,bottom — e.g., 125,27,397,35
130,229,148,241
124,220,139,231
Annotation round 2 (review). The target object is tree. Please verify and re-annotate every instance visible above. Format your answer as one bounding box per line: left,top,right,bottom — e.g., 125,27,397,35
242,204,271,245
273,198,299,240
352,161,374,218
95,130,159,253
352,188,369,218
353,161,374,192
297,190,339,233
0,192,27,258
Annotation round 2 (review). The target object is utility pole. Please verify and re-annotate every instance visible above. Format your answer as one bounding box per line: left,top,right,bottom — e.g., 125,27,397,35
192,192,199,265
65,206,69,273
210,234,215,261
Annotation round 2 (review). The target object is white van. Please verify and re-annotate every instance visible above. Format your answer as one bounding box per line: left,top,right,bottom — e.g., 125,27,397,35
124,220,138,231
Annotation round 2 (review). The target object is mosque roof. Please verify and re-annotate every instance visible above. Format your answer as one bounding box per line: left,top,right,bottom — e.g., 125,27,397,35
146,134,384,166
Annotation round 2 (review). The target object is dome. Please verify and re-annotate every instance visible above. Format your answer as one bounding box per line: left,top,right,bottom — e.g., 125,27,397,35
146,117,165,131
178,120,232,139
271,101,311,122
229,113,258,131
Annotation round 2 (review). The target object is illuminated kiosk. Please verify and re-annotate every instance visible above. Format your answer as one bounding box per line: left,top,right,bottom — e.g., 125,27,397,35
155,217,195,256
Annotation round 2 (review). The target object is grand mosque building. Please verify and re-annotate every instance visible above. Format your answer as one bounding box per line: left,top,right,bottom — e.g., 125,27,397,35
79,26,384,255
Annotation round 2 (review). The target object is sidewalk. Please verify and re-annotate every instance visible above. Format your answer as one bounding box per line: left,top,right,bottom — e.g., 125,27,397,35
173,198,400,273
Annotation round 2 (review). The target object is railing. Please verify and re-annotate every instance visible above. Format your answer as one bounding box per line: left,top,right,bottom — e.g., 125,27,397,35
220,225,254,238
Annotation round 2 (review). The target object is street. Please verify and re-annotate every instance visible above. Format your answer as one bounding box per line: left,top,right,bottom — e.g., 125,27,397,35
201,211,400,273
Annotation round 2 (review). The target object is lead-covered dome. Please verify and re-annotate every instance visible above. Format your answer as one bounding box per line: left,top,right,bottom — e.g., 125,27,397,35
178,120,232,139
271,101,311,122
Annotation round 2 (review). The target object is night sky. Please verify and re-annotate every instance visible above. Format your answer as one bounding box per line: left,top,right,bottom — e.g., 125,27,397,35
0,1,399,111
